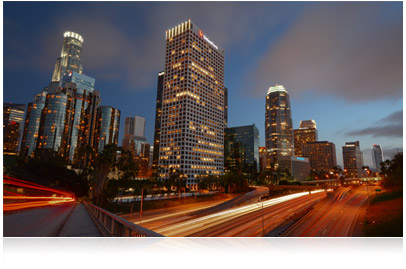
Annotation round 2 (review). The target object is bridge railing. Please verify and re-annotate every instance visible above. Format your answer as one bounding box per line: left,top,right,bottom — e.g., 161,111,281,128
83,201,164,237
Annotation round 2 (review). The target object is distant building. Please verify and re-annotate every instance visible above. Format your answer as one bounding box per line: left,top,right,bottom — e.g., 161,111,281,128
20,91,48,158
371,144,383,172
225,124,259,175
342,141,364,178
224,87,228,128
152,71,164,177
94,106,120,153
265,85,294,170
303,141,337,174
3,103,26,155
258,147,268,173
278,155,310,182
293,120,318,157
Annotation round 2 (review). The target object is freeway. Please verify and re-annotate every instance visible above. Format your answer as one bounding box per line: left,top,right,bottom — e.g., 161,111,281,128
282,186,373,237
133,190,328,237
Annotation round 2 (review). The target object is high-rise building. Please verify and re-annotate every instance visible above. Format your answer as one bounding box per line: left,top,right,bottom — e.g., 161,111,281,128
303,141,337,173
265,85,293,170
224,124,259,174
224,87,228,128
94,106,120,153
20,91,48,158
371,144,383,172
51,31,84,84
158,20,225,187
278,155,310,182
293,119,318,157
3,103,26,155
152,71,165,177
342,141,364,178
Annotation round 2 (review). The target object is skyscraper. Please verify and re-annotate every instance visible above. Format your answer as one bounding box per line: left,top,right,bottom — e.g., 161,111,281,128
20,91,47,158
159,20,225,187
265,85,293,170
342,141,364,178
152,71,165,177
51,31,84,85
303,141,337,173
94,106,120,153
371,144,383,172
3,103,26,155
293,120,318,157
224,124,259,174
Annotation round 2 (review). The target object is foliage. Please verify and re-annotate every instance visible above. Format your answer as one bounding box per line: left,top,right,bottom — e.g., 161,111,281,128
6,149,89,197
380,153,403,191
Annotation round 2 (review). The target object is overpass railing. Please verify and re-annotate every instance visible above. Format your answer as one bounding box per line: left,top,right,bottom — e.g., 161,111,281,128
83,201,164,237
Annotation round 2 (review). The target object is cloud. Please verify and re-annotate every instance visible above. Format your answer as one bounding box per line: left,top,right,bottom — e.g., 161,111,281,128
249,2,402,102
346,110,403,138
347,125,402,138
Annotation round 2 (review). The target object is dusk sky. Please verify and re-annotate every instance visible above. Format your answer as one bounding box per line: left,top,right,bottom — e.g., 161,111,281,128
3,1,403,168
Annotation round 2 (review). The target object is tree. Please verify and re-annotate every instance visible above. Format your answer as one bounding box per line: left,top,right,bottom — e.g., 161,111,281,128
380,153,403,191
92,144,118,206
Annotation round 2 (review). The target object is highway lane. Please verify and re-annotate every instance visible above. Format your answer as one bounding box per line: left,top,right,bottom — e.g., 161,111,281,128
4,203,76,237
283,186,372,237
142,190,328,237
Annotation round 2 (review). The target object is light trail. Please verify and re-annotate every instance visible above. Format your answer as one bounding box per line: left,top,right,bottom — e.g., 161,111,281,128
157,190,327,235
3,175,75,212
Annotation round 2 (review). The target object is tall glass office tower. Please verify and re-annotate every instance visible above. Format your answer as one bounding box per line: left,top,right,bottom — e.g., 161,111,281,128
20,91,47,158
265,85,294,170
158,20,225,187
94,106,120,153
52,31,84,84
152,71,164,177
371,144,383,172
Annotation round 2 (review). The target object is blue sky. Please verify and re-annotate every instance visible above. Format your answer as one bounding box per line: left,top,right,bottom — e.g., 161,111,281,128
3,1,403,167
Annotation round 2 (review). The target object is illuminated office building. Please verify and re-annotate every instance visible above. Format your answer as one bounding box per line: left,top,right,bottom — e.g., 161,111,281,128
51,31,84,85
158,20,225,187
3,103,26,155
94,106,120,153
20,91,48,158
371,144,383,172
303,141,337,173
293,119,318,157
152,71,165,177
265,85,293,170
342,141,364,178
224,124,259,174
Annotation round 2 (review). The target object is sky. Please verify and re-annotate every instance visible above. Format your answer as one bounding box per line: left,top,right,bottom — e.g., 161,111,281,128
3,1,403,168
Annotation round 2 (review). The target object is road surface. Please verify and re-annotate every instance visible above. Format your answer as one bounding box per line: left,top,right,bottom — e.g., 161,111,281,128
4,203,101,237
283,186,372,237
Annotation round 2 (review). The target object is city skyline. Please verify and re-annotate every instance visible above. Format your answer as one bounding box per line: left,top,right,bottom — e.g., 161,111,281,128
3,2,403,168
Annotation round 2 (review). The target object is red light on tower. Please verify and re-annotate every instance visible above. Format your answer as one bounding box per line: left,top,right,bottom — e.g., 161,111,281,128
199,30,204,38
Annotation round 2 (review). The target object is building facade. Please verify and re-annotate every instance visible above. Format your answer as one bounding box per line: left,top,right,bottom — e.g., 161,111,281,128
258,147,268,173
158,20,225,187
278,155,310,182
342,141,364,178
51,31,84,84
20,91,48,158
371,144,383,172
3,103,26,155
265,85,294,170
152,71,165,177
303,141,337,174
224,124,259,175
94,106,120,153
293,119,318,157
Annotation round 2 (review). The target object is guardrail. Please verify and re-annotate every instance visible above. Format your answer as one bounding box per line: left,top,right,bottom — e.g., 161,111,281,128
83,201,164,237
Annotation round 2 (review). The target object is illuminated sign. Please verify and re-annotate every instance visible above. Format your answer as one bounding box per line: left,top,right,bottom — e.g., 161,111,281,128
199,30,218,50
297,157,305,161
